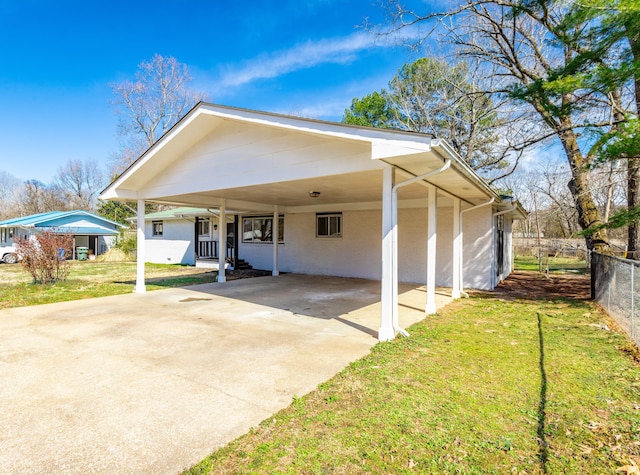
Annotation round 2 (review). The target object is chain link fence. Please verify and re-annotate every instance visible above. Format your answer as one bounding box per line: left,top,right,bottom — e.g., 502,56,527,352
592,252,639,347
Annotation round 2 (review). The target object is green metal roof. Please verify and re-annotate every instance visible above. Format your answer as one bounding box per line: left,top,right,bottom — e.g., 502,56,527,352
142,207,211,220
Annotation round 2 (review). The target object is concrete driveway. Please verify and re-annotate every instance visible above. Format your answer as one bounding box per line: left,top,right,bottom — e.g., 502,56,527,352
0,274,452,474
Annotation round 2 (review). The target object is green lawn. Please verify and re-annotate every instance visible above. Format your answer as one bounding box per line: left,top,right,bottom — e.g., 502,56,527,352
185,282,640,474
514,255,589,274
0,261,218,309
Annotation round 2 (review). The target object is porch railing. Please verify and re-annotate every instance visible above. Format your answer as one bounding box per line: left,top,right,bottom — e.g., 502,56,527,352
198,240,218,259
197,240,235,260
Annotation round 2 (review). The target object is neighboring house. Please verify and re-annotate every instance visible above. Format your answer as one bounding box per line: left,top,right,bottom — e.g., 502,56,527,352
0,210,124,260
100,103,526,341
129,207,236,266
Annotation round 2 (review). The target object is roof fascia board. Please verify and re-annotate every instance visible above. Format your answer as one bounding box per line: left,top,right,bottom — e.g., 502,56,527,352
198,103,432,145
370,140,431,160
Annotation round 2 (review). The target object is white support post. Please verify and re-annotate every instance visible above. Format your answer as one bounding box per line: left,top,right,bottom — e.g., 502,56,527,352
272,207,279,276
134,198,146,293
379,166,395,341
426,185,437,314
391,181,399,332
452,198,462,299
218,199,227,283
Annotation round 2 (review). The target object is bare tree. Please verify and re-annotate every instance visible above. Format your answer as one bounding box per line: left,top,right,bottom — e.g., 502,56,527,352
0,171,22,219
17,180,67,215
54,159,105,211
110,54,209,175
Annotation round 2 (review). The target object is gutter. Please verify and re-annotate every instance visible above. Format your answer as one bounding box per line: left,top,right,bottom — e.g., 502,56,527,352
389,158,452,337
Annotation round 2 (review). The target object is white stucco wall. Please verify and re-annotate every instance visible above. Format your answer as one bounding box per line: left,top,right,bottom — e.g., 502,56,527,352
145,220,195,265
461,206,494,290
237,205,495,289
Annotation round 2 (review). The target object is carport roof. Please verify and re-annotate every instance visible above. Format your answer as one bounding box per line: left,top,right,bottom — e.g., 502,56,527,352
100,103,511,212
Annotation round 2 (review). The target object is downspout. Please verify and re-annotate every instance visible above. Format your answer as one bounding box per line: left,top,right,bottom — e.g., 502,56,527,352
491,202,518,288
391,158,452,337
460,198,495,297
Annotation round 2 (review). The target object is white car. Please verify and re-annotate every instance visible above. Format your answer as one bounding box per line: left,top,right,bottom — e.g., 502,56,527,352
1,245,19,264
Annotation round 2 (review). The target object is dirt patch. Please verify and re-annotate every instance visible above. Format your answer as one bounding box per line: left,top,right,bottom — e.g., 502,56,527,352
492,270,591,300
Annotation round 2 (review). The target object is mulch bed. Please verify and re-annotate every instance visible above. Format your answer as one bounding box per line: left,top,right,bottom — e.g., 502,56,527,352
493,270,591,300
225,269,272,281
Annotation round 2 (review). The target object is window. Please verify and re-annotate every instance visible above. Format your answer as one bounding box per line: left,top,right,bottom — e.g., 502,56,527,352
0,227,14,243
242,216,284,243
316,213,342,238
197,218,210,237
152,220,163,237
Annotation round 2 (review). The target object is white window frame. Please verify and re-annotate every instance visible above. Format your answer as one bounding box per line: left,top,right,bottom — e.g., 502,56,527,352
242,216,284,243
198,218,210,237
316,213,342,238
152,220,163,237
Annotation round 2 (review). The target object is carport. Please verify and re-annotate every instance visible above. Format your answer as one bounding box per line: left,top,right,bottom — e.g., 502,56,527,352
101,103,519,341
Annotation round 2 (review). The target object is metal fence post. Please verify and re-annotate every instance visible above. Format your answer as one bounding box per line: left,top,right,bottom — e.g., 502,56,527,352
608,263,611,312
632,263,636,342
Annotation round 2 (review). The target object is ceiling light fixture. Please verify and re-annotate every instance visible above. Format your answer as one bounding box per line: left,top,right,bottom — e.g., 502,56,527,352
308,191,321,198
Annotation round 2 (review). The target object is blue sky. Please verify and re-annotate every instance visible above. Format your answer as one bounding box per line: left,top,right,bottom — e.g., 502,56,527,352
0,0,430,183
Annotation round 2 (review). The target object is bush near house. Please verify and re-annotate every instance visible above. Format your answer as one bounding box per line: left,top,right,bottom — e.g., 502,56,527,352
15,231,73,284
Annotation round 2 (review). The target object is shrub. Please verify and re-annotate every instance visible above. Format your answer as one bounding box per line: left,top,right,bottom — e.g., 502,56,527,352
114,231,136,258
15,231,74,284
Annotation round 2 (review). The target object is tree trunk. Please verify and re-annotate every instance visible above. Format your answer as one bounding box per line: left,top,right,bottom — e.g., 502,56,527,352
557,122,609,252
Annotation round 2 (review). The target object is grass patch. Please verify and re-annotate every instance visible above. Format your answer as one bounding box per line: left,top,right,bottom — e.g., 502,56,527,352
515,255,589,274
0,261,218,309
185,294,640,474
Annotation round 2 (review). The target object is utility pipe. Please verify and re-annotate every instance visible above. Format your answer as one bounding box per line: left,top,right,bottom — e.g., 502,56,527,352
390,159,452,337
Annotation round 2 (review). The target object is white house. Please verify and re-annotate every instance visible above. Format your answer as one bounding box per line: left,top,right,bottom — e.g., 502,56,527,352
101,103,525,341
130,207,236,266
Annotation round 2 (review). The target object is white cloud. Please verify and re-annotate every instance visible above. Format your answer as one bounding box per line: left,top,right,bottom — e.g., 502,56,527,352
218,31,388,88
